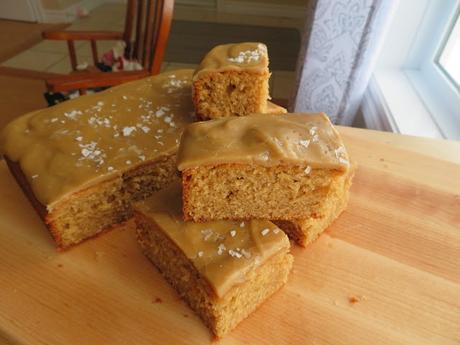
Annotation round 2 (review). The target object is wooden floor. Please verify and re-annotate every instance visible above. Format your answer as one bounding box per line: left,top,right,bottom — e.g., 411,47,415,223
0,20,65,63
0,20,66,130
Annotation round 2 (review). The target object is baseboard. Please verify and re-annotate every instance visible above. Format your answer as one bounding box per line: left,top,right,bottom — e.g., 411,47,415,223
36,0,107,24
0,66,61,80
177,0,215,7
219,0,306,19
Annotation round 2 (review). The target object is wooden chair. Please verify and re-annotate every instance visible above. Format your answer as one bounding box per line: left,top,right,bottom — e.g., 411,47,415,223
42,0,174,95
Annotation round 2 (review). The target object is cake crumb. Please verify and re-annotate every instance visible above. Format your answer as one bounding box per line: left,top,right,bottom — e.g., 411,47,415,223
153,297,163,304
348,295,367,304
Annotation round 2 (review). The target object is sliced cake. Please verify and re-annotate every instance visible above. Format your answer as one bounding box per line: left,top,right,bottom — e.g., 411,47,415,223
192,42,270,120
134,182,293,337
177,113,352,224
0,70,195,249
273,165,354,246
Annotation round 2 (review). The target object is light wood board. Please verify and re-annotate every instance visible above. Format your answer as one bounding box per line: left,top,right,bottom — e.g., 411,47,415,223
0,127,459,345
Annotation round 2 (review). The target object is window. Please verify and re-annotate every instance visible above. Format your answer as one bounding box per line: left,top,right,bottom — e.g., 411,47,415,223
438,12,460,89
362,0,460,140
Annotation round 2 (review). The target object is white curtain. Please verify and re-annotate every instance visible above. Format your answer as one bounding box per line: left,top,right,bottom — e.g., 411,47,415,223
291,0,398,125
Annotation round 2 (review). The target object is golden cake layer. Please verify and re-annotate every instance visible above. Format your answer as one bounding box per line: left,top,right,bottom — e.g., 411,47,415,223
177,113,352,223
0,69,195,248
192,42,270,120
134,183,293,337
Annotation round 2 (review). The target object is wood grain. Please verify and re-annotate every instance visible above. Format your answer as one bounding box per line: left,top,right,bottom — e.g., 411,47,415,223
0,128,459,345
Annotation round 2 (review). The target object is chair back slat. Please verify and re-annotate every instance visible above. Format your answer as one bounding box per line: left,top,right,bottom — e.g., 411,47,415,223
123,0,136,58
133,0,145,61
123,0,174,75
142,0,157,68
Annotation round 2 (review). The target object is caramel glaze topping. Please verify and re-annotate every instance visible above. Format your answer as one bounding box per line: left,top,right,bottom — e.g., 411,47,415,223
0,70,195,209
135,182,290,298
177,113,350,171
193,42,269,80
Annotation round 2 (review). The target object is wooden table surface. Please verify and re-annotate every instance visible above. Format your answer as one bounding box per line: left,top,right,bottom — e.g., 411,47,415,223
0,127,459,345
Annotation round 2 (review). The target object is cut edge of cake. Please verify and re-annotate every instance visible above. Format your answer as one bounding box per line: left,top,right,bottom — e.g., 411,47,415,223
134,204,293,338
5,153,177,250
274,163,355,246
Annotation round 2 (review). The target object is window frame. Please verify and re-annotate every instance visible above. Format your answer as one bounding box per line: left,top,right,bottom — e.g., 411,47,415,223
362,0,460,140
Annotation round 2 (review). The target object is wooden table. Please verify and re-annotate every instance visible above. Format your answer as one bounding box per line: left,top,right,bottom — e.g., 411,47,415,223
1,127,459,345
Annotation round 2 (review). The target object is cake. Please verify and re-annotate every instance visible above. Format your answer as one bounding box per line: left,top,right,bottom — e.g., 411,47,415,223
177,113,352,224
0,69,195,249
265,101,287,115
273,164,354,246
134,182,293,337
192,42,270,120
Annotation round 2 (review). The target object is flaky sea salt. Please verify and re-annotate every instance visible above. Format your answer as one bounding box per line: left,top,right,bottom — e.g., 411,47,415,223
228,249,243,259
228,46,264,64
217,243,226,255
304,166,312,175
202,228,214,241
261,228,270,236
123,126,136,136
299,139,310,148
241,249,252,259
230,230,236,237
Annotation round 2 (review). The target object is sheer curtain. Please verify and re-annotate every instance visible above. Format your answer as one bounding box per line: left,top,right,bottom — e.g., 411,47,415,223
291,0,398,125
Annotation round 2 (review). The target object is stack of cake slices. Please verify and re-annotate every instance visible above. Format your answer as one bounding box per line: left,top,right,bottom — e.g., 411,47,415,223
0,42,353,338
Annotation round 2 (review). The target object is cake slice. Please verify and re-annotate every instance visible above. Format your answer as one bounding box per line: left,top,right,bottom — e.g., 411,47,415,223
0,69,195,249
274,164,354,246
177,113,352,223
192,42,270,120
134,183,293,337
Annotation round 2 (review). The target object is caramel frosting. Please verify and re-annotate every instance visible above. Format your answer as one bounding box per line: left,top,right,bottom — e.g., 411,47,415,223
265,101,287,115
193,42,269,80
135,183,290,298
177,113,350,171
0,70,195,208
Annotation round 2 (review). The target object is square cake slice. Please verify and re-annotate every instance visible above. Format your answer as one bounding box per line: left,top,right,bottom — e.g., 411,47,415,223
134,183,293,337
0,69,195,249
192,42,270,120
177,113,352,223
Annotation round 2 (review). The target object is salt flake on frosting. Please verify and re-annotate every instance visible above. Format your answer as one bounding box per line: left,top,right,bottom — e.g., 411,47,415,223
261,228,270,236
299,139,310,148
122,126,136,136
217,243,226,255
